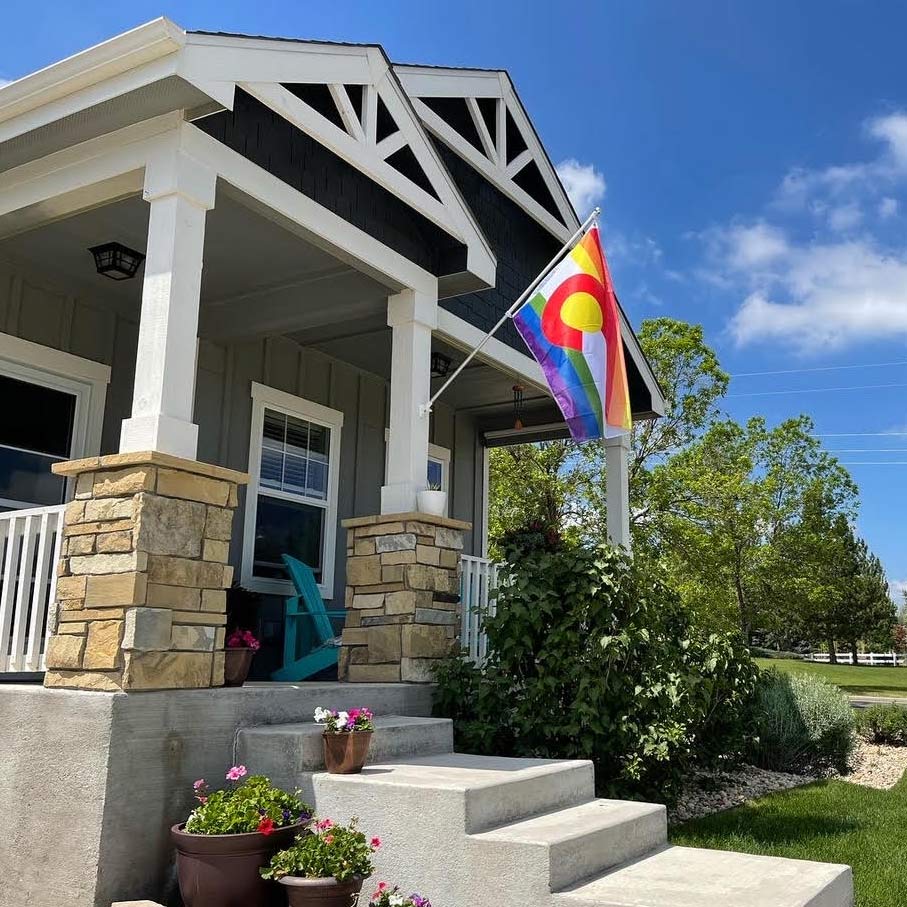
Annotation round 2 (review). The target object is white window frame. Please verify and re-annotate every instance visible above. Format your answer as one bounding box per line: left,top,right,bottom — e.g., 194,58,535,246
383,428,451,515
0,332,109,509
242,381,344,599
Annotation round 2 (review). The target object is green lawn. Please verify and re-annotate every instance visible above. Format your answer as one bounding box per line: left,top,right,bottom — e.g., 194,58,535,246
755,657,907,698
671,775,907,907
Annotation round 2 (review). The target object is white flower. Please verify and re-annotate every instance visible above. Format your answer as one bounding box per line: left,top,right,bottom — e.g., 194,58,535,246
313,707,329,723
336,710,349,728
389,896,405,907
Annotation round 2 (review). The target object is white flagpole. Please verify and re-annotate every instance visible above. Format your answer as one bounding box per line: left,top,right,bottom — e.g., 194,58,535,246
420,206,601,416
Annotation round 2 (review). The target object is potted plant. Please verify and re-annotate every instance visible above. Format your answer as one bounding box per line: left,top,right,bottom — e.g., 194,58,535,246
261,817,381,907
368,883,432,907
224,628,261,686
314,706,375,773
171,765,312,907
416,483,446,517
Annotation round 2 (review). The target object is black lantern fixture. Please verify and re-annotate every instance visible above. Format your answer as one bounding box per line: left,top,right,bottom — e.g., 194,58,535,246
430,351,453,379
88,242,146,281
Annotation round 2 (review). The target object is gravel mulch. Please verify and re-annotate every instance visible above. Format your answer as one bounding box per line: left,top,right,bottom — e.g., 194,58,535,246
847,741,907,790
670,743,907,825
669,764,814,824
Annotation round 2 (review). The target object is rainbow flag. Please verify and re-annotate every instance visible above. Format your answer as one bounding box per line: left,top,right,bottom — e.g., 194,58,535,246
513,225,631,441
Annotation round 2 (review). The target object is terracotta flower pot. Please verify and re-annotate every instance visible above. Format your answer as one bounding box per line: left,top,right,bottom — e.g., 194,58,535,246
322,730,373,773
278,875,365,907
172,822,306,907
224,646,256,686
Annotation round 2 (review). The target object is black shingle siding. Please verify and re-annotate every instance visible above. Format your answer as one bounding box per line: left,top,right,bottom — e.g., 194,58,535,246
435,141,562,353
196,89,466,276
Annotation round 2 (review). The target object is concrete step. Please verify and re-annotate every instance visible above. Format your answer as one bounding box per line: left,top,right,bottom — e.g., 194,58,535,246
235,716,453,793
554,845,853,907
472,799,667,892
315,753,596,834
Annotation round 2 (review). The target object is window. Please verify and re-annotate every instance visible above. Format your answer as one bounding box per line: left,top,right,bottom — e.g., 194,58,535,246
243,383,343,598
0,333,109,512
384,429,451,515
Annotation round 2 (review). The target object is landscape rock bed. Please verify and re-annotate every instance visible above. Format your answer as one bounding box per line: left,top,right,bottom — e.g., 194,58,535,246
670,765,813,824
671,744,907,824
847,741,907,789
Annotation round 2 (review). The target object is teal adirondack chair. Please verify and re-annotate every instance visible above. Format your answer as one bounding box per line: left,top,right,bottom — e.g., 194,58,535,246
270,554,345,681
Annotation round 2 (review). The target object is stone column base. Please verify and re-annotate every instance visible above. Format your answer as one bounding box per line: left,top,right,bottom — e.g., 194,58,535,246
339,512,471,683
43,451,248,691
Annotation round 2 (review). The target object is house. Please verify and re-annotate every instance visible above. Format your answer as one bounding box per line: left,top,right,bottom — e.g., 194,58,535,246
0,20,854,907
0,19,664,685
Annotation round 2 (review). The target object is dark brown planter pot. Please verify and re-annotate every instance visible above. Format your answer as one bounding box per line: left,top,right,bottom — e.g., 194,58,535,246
278,875,365,907
322,730,373,774
223,647,256,686
171,822,306,907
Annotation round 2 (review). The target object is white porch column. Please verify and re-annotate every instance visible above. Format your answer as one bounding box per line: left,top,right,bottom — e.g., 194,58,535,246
605,432,631,549
381,287,438,514
119,150,216,460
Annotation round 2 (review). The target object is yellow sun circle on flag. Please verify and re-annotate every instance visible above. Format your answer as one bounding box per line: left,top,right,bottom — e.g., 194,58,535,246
560,292,603,333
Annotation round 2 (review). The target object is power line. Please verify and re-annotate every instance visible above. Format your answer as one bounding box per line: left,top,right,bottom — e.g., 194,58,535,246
816,432,907,437
840,462,907,466
826,449,907,453
731,360,907,378
729,382,907,398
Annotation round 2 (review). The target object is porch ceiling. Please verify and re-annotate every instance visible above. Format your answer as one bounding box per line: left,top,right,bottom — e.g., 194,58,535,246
0,184,394,340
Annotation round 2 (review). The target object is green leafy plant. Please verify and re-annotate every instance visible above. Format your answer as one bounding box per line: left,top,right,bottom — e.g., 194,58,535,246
747,670,855,772
185,766,312,836
313,707,375,733
261,818,379,881
433,538,758,799
368,883,432,907
856,704,907,746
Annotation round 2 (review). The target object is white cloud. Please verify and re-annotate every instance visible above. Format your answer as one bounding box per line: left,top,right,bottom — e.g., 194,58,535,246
879,197,899,218
555,159,606,217
725,222,789,269
827,202,863,232
889,578,907,602
728,238,907,351
868,112,907,168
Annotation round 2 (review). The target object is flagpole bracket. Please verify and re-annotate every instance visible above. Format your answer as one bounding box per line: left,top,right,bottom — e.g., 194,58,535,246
418,402,432,418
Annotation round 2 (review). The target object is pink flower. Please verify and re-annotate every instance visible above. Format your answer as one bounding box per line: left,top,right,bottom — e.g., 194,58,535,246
192,779,206,791
370,836,382,849
324,834,335,845
226,765,247,781
315,818,335,832
195,795,207,804
257,817,275,836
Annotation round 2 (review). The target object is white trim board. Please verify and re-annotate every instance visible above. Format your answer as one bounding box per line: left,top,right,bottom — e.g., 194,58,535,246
0,331,110,497
241,380,344,600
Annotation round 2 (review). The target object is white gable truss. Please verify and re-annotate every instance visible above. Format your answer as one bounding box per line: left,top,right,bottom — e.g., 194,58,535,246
395,65,580,243
0,21,495,289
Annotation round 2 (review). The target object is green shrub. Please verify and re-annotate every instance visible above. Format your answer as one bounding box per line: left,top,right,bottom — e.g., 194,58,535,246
433,540,758,800
748,670,855,773
856,704,907,745
749,646,807,661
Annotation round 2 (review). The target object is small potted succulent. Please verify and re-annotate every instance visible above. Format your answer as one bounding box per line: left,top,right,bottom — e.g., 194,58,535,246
314,706,375,774
368,883,433,907
261,817,380,907
416,483,446,517
224,628,261,687
171,765,312,907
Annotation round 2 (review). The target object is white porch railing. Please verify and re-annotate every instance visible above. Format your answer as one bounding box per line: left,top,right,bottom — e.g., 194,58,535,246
0,504,65,673
459,555,501,665
806,652,907,667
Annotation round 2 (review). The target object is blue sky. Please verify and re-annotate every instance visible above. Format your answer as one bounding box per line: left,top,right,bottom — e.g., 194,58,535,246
3,1,907,596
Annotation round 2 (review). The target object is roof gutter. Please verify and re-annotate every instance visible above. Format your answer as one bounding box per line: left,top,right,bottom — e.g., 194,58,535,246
0,17,186,127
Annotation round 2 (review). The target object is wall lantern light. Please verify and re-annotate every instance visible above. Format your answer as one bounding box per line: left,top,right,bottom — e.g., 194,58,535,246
430,351,453,379
88,242,146,281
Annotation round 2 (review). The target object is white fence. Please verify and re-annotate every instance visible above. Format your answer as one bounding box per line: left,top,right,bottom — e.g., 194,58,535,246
0,504,65,673
806,652,907,667
459,555,501,664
